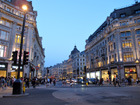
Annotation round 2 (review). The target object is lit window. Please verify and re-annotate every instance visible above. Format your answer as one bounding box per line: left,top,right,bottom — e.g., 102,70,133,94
123,53,134,62
0,45,7,57
15,34,25,44
122,41,132,48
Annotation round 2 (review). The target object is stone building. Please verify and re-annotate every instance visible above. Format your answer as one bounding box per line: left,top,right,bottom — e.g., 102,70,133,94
0,0,45,79
85,2,140,81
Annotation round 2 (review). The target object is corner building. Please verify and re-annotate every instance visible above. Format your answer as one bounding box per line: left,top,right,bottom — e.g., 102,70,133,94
85,2,140,81
0,0,45,78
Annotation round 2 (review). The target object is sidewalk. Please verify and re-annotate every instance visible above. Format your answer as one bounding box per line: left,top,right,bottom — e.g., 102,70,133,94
0,87,12,98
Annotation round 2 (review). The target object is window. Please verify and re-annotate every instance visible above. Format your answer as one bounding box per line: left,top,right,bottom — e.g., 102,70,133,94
15,34,25,44
0,45,7,57
120,13,126,18
122,41,132,48
120,31,131,37
0,19,11,27
136,29,140,34
120,21,128,26
114,43,116,49
134,18,140,23
0,30,9,40
7,0,12,2
123,53,134,62
135,10,140,14
7,7,11,12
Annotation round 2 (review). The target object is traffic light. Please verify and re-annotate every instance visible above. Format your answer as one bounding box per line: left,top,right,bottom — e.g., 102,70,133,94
23,51,29,65
12,51,18,65
77,68,79,75
84,66,86,73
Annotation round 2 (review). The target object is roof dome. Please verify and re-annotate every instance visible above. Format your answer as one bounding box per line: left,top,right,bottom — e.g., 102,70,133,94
71,46,80,55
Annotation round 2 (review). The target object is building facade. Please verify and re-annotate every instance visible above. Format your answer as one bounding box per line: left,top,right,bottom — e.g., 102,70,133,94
0,0,45,79
85,2,140,81
47,46,86,80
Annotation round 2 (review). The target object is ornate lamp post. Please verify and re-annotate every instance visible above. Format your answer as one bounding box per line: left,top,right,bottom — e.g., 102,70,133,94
13,5,28,95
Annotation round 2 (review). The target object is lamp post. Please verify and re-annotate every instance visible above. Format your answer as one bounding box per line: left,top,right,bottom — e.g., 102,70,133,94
13,5,28,95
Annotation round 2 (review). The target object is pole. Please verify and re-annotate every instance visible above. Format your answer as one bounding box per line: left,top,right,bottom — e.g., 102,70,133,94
13,13,26,95
17,13,26,79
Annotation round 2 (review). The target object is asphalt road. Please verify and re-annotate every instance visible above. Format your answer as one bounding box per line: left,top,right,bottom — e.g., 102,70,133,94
0,84,140,105
0,88,68,105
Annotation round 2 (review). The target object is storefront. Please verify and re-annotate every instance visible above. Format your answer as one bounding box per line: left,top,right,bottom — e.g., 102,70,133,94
111,68,118,80
102,70,108,81
124,66,137,82
11,65,23,78
87,71,100,79
0,63,8,77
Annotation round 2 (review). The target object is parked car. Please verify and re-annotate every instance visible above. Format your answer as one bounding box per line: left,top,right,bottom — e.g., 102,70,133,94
89,78,96,84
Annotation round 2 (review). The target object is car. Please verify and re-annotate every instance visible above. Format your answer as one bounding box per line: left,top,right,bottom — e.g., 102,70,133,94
66,79,70,83
79,79,85,84
72,78,77,83
89,78,96,84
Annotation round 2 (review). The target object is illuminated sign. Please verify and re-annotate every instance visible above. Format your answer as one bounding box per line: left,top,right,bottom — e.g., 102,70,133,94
0,64,6,68
12,66,22,70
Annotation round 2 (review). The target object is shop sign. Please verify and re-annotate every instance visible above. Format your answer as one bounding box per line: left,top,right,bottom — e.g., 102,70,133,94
0,64,7,69
0,64,6,68
12,66,22,70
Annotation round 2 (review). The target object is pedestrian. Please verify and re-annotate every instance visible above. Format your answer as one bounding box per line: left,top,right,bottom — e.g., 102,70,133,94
116,77,121,87
53,78,56,86
113,77,116,87
50,78,52,84
32,77,36,88
136,77,139,85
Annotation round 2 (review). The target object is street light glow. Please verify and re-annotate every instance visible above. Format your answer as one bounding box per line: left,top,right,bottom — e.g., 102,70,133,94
22,5,28,11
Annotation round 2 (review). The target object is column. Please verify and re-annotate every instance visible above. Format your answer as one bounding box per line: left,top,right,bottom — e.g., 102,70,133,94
136,65,140,78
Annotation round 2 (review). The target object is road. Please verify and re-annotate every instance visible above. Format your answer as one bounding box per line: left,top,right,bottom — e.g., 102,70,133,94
0,83,140,105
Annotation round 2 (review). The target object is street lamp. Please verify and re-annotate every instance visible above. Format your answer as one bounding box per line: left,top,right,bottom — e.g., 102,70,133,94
13,5,28,95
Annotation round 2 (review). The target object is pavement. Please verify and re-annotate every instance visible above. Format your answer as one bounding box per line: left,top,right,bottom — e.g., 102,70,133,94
0,82,140,98
0,83,140,105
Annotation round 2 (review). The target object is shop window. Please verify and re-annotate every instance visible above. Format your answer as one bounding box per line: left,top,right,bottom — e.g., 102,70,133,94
0,71,6,77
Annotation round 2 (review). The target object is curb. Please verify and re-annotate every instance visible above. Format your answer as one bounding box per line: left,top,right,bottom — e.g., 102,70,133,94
3,93,29,98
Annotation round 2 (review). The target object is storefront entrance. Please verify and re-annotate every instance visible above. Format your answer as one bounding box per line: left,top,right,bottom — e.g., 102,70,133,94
125,67,137,82
102,70,108,82
0,63,8,77
11,71,23,78
111,68,118,80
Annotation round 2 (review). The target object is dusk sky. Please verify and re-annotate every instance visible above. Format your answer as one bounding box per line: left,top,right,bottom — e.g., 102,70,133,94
31,0,139,67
